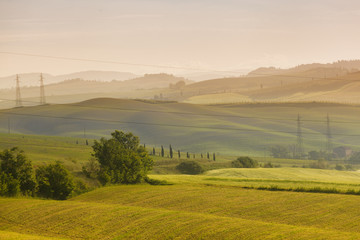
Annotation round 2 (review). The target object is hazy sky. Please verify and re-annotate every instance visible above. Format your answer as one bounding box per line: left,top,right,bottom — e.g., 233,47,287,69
1,0,359,77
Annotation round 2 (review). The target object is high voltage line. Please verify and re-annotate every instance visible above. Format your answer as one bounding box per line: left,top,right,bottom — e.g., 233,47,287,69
1,111,360,137
1,51,360,82
1,97,360,124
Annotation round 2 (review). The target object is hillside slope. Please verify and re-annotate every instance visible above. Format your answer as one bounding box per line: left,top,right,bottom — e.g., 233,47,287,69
2,182,360,239
1,99,360,155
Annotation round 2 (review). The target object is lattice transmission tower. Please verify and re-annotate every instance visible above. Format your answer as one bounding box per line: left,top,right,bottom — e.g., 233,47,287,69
40,73,46,105
326,114,332,157
295,114,304,159
15,74,22,107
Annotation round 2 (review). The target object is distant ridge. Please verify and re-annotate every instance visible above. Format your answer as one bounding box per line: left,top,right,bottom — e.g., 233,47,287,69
0,71,138,89
248,60,360,76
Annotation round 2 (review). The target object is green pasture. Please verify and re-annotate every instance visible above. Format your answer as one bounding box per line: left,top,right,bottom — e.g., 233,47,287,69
1,99,360,155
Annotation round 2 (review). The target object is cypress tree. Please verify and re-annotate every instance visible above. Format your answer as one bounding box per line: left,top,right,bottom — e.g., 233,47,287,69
169,145,173,158
178,150,181,158
187,152,190,158
207,152,210,159
161,145,164,157
213,153,216,161
152,147,155,156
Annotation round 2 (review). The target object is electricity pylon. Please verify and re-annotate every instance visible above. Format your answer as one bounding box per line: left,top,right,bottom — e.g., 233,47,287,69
40,73,46,105
295,114,304,159
15,74,22,107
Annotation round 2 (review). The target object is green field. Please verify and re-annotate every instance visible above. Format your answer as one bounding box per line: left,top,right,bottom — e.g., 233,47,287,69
2,169,360,239
1,99,360,156
1,108,360,239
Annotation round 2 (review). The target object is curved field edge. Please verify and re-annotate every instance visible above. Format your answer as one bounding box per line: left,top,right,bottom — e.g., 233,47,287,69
0,230,68,240
0,198,359,240
204,168,360,183
72,184,360,233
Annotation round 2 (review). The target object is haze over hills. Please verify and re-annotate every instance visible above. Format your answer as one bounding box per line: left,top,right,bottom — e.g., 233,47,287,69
0,71,139,89
1,60,360,108
0,73,192,108
248,60,360,77
1,98,360,155
179,60,360,104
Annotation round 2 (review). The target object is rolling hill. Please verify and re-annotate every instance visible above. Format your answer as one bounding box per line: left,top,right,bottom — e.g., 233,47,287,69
3,172,360,239
0,71,138,89
1,98,360,156
0,73,191,108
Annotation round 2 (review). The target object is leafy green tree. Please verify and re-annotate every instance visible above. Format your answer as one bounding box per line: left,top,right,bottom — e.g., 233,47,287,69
176,161,204,175
36,162,74,200
270,146,290,158
0,171,19,197
92,130,153,185
232,156,258,168
82,158,100,179
0,147,36,196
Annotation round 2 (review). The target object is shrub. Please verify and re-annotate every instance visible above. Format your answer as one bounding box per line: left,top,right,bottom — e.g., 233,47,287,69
0,147,36,196
309,160,328,169
335,164,345,171
232,157,258,168
0,172,20,197
263,162,273,168
176,161,204,175
36,162,74,200
82,158,100,179
144,177,172,185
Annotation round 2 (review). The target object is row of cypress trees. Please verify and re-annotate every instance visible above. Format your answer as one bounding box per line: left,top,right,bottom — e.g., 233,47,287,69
151,145,216,161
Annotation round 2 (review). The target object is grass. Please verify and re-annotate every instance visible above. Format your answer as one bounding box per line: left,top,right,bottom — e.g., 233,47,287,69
1,99,360,156
151,167,360,194
0,230,67,240
2,186,360,239
0,133,92,171
2,166,360,239
2,133,360,238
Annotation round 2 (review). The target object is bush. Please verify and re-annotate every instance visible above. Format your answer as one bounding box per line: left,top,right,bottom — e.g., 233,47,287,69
349,152,360,163
309,160,328,169
263,162,273,168
36,162,74,200
232,157,258,168
0,172,20,197
176,161,204,175
335,164,345,171
82,158,100,179
144,177,172,185
0,147,36,196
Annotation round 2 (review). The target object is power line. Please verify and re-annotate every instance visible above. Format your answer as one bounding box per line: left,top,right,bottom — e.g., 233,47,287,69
1,110,360,137
0,51,241,74
1,97,360,124
1,51,360,82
